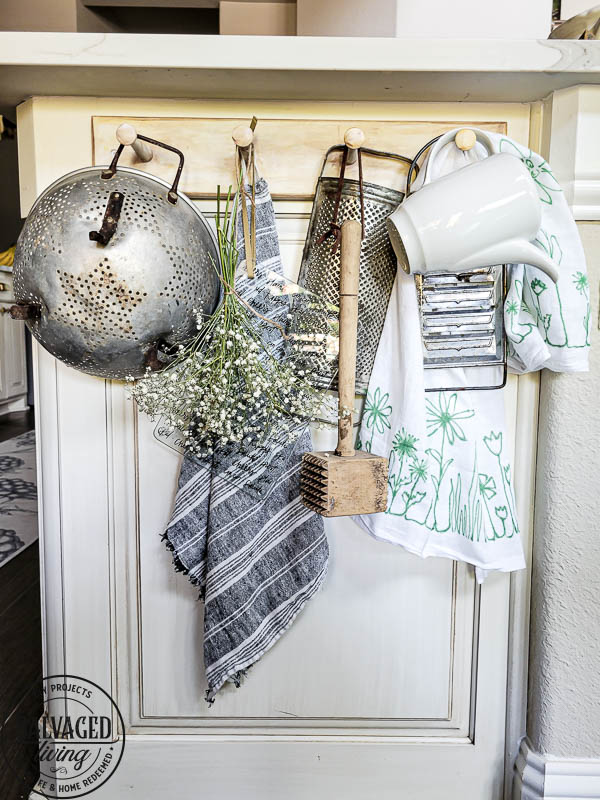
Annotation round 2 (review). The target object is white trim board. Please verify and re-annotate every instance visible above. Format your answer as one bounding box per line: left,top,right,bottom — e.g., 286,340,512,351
546,86,600,222
2,32,600,106
514,739,600,800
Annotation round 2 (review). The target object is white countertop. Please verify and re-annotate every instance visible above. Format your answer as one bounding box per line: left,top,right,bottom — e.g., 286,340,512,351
0,32,599,105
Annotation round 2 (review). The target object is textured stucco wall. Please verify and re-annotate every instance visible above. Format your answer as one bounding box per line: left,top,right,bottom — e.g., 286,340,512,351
528,222,600,758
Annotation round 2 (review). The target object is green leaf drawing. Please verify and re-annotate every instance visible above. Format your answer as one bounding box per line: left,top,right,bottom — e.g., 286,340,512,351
499,139,562,205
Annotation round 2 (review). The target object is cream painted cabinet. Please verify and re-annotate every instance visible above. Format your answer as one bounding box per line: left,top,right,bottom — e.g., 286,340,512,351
0,272,27,412
23,96,538,800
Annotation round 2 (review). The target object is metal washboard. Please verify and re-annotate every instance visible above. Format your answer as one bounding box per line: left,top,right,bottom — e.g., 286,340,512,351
406,132,507,392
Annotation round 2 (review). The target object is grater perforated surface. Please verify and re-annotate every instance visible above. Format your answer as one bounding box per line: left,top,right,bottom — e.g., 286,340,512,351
298,177,403,393
13,166,220,379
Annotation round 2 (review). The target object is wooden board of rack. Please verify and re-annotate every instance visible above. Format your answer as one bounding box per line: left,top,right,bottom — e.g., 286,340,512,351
92,116,505,199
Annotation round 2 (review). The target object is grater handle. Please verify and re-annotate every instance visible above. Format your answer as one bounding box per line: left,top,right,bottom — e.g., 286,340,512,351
336,219,362,458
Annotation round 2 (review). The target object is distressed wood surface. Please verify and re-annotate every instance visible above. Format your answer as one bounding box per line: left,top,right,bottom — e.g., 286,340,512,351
336,219,361,457
22,96,539,799
301,450,389,517
92,116,506,199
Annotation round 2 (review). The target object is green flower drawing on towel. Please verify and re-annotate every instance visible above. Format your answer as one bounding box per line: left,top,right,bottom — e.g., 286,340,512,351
498,139,562,205
483,432,518,537
505,286,538,344
387,428,418,510
573,271,591,346
424,393,475,532
505,228,591,350
363,388,521,543
362,386,391,452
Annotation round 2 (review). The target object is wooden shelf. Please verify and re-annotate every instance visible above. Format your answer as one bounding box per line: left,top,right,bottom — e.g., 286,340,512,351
82,0,218,5
0,32,599,107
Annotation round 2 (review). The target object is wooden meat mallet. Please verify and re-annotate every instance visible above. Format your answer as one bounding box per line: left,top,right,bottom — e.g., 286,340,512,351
300,219,388,517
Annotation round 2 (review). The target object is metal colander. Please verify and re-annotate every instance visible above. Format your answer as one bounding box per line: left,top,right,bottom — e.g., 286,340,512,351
297,145,411,392
12,134,220,380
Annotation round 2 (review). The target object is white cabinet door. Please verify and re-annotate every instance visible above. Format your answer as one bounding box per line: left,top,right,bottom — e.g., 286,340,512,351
0,308,27,402
35,205,537,800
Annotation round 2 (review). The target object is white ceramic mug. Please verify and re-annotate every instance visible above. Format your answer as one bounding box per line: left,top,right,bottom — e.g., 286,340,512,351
386,135,559,283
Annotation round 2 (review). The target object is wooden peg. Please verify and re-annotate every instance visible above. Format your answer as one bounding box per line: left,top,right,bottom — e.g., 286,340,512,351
116,123,153,163
232,124,254,149
454,128,477,152
344,127,365,165
232,117,257,150
233,117,258,280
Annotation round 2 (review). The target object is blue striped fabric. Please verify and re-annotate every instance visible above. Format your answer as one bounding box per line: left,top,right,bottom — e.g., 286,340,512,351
163,179,328,701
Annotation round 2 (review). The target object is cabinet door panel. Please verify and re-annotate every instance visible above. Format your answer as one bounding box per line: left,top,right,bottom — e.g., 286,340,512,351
0,312,26,401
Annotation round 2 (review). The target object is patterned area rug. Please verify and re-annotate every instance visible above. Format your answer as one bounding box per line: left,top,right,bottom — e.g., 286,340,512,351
0,430,37,568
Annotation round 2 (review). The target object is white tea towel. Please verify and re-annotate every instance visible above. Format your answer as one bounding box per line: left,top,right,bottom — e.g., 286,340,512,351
415,131,591,373
354,129,590,581
356,272,525,578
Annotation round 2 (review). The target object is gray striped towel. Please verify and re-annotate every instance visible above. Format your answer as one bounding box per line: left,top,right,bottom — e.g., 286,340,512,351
164,177,329,701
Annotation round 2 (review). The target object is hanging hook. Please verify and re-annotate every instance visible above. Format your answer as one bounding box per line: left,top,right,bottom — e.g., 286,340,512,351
454,128,477,152
116,123,154,163
232,116,258,166
344,127,365,165
233,117,258,279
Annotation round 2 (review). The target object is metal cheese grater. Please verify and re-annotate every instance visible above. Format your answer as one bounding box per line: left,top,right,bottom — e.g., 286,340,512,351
416,266,507,391
297,145,412,393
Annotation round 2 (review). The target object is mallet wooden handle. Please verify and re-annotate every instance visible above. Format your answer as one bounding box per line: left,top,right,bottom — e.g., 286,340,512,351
335,219,362,458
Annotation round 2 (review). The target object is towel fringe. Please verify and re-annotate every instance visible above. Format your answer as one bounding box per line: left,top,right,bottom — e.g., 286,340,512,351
205,668,250,705
161,531,204,596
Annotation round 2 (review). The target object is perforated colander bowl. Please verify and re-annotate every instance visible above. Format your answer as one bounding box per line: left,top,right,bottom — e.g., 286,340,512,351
12,154,220,379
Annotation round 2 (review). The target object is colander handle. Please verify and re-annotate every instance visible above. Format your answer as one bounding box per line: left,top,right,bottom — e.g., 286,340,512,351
102,133,185,205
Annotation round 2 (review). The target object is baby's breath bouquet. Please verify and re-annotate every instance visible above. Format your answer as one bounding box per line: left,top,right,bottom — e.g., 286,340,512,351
129,186,328,464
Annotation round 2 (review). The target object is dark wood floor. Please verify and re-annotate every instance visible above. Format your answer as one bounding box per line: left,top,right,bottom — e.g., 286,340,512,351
0,408,42,800
0,409,35,444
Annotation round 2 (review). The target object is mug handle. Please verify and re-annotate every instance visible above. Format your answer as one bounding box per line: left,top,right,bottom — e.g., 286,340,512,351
421,128,496,186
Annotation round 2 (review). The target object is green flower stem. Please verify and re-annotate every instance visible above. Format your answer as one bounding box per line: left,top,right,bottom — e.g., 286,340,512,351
426,428,446,531
497,455,518,536
496,513,508,538
367,427,375,452
582,286,591,346
553,285,569,347
402,472,423,516
481,493,499,541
